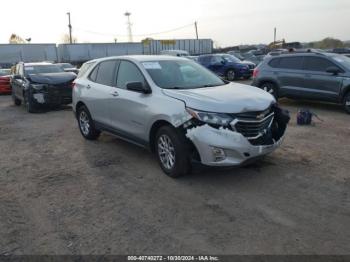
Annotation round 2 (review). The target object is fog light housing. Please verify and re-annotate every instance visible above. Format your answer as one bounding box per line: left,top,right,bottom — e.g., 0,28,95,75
212,147,226,162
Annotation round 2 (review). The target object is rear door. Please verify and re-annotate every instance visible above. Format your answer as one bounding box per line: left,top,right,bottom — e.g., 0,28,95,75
81,60,118,125
302,56,343,101
273,56,305,97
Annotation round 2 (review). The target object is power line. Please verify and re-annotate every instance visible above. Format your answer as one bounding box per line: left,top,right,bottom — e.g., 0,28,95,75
74,23,195,38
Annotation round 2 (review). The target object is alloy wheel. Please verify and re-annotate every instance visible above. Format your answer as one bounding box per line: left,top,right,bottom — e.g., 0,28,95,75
263,85,274,94
227,70,235,81
157,134,176,170
79,111,90,136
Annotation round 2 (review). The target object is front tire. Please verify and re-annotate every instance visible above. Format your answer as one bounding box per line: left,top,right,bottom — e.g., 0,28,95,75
343,92,350,114
226,69,236,81
77,105,101,140
155,126,191,178
24,91,37,113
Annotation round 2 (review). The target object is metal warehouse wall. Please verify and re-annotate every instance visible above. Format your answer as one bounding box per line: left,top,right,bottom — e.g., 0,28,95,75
0,44,58,64
57,43,143,63
0,39,213,64
142,39,213,55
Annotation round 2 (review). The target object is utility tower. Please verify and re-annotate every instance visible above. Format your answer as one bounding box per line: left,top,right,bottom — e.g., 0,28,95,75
124,12,133,42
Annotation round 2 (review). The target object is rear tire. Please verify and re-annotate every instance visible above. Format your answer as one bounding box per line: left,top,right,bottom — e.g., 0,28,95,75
155,126,191,178
343,92,350,114
77,105,101,140
259,82,278,99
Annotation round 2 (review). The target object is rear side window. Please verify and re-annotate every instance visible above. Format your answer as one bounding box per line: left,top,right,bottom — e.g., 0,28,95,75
116,61,145,89
303,57,340,72
278,57,303,70
95,60,118,86
77,62,94,78
268,58,280,68
89,65,99,82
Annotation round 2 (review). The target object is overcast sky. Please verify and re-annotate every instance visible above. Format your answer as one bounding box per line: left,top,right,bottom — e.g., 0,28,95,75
1,0,349,46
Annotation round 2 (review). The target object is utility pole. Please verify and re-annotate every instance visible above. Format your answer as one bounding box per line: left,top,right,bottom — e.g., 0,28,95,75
273,27,277,46
194,21,199,40
67,12,72,44
124,12,133,42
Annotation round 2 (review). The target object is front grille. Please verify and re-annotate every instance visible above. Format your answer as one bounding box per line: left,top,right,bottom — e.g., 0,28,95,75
231,112,274,140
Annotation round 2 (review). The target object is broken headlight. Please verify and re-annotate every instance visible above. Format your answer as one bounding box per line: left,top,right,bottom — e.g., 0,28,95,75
186,108,233,127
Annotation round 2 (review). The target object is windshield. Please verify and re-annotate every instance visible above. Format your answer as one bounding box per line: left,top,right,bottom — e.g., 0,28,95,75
222,54,241,63
143,60,225,89
331,54,350,69
25,65,64,75
0,69,11,76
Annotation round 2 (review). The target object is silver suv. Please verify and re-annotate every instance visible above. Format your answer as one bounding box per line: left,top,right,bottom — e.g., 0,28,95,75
73,56,289,177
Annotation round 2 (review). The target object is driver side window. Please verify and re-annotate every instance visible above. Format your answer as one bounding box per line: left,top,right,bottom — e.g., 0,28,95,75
116,61,145,90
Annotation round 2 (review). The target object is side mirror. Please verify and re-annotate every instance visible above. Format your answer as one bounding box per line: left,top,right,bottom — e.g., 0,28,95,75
326,66,341,75
126,82,151,94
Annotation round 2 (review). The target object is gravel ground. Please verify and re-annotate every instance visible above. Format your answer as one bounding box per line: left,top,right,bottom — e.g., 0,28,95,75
0,91,349,255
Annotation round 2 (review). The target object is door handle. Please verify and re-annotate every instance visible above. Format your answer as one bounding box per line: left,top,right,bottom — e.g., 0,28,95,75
111,91,119,97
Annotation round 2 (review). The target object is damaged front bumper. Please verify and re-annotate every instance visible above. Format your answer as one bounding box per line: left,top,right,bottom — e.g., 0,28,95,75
186,124,284,166
31,85,72,106
185,105,289,167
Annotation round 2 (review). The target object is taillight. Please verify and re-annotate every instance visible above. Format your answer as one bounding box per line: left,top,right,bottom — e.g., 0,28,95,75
71,82,76,88
253,68,259,78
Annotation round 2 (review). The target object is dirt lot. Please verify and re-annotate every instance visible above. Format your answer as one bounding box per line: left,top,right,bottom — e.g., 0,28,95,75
0,89,349,255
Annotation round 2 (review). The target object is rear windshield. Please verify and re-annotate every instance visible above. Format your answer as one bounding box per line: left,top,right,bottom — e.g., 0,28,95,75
25,65,64,75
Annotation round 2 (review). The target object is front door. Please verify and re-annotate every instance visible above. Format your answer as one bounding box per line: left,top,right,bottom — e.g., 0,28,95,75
108,60,151,144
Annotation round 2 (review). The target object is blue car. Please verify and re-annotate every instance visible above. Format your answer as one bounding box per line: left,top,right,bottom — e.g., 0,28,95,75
198,54,252,81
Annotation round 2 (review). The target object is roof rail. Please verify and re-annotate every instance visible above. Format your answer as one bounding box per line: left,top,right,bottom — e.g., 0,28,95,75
270,48,327,56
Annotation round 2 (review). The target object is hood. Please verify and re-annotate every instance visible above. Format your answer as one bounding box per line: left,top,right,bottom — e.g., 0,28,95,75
162,83,275,113
28,72,76,85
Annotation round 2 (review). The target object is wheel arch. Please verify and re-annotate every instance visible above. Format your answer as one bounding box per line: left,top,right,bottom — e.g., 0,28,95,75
341,85,350,102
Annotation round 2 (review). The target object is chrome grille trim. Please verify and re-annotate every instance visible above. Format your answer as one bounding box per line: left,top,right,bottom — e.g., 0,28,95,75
231,112,275,140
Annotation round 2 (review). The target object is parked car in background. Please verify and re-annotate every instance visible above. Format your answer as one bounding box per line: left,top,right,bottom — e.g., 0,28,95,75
332,48,350,54
241,52,265,66
252,51,350,113
0,69,12,94
160,50,190,57
11,62,76,112
185,56,199,62
73,55,289,177
56,63,79,75
198,54,252,80
228,51,256,71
